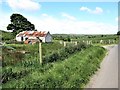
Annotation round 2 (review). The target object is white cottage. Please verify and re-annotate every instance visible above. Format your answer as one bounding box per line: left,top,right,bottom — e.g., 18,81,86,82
16,31,52,44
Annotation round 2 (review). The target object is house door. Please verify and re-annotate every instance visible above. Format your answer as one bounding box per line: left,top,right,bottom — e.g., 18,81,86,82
21,36,23,41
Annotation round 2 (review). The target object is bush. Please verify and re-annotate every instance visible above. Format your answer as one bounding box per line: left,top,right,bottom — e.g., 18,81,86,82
2,46,24,66
5,40,24,44
43,42,88,63
2,67,30,84
2,46,106,88
1,30,15,41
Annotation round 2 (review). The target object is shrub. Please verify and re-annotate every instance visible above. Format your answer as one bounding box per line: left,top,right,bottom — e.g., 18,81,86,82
5,40,24,44
2,46,24,66
2,46,106,88
2,67,30,84
43,42,88,64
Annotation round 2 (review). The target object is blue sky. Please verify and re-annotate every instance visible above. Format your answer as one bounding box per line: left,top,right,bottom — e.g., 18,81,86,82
0,0,119,34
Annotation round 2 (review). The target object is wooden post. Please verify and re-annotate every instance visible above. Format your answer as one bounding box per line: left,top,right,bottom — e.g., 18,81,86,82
109,40,110,44
86,41,87,45
37,37,42,64
64,42,66,47
75,41,77,45
89,40,92,45
39,42,42,64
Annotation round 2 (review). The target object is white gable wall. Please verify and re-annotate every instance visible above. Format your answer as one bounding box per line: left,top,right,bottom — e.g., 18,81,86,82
16,36,22,42
45,32,52,42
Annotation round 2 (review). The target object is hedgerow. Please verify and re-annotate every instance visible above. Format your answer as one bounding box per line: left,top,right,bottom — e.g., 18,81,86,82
2,46,24,67
2,46,106,88
43,42,88,63
2,42,88,84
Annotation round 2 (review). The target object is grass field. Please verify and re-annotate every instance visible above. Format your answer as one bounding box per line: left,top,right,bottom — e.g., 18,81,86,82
2,45,106,88
1,31,119,88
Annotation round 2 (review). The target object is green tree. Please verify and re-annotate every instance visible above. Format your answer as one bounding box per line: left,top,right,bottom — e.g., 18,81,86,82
67,36,71,42
117,31,120,35
1,30,14,41
101,35,104,37
7,13,35,35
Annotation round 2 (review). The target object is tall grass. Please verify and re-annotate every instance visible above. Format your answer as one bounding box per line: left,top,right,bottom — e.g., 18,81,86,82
1,42,88,84
2,46,106,88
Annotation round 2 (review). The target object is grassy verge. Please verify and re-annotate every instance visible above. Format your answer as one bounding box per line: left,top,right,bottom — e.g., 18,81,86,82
2,42,63,66
2,46,106,88
1,43,88,84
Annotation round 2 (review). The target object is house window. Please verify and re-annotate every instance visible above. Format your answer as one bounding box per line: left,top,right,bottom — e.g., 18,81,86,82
25,37,28,40
28,41,32,44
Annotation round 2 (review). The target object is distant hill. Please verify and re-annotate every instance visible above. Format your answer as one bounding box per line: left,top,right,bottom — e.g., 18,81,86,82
0,30,15,41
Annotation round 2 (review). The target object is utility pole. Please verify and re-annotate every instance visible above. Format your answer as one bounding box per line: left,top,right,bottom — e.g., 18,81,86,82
37,37,42,64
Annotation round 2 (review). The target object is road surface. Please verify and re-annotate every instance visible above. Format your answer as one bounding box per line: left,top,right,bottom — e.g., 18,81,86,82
86,45,118,88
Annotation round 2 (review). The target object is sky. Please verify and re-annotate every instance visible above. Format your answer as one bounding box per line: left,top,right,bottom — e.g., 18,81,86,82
0,0,119,34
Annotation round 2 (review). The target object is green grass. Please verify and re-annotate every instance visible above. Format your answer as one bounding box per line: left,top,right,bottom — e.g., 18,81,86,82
1,30,15,41
53,34,119,45
2,46,106,88
2,33,112,88
2,42,64,66
2,42,88,85
5,42,63,55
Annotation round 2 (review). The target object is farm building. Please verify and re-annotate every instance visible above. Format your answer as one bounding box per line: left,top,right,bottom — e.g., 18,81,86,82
16,31,52,44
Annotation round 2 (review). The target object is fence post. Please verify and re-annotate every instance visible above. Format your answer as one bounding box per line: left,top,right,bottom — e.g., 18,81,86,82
59,41,63,44
91,40,93,45
64,42,66,47
109,40,111,44
75,41,77,45
37,37,42,64
39,42,42,64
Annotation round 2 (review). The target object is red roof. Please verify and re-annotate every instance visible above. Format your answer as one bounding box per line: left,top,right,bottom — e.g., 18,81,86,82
17,31,47,37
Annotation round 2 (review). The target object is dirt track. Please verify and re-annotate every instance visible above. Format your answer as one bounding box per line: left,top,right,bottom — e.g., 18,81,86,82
86,45,118,88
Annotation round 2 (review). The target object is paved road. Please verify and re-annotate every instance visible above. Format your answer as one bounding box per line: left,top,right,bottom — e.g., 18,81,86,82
86,45,118,88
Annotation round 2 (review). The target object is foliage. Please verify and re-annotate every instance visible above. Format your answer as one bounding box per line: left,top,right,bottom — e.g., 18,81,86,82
1,30,15,41
1,42,88,85
53,34,119,44
2,46,106,88
43,42,88,63
2,67,30,84
5,40,24,44
7,13,35,35
2,42,64,67
2,46,25,67
117,31,120,35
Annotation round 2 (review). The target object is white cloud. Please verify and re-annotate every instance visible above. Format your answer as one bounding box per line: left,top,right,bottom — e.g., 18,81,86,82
0,14,11,31
41,13,48,17
26,15,117,34
61,13,76,20
80,7,91,12
92,7,103,14
0,13,117,34
6,0,40,11
80,7,103,14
